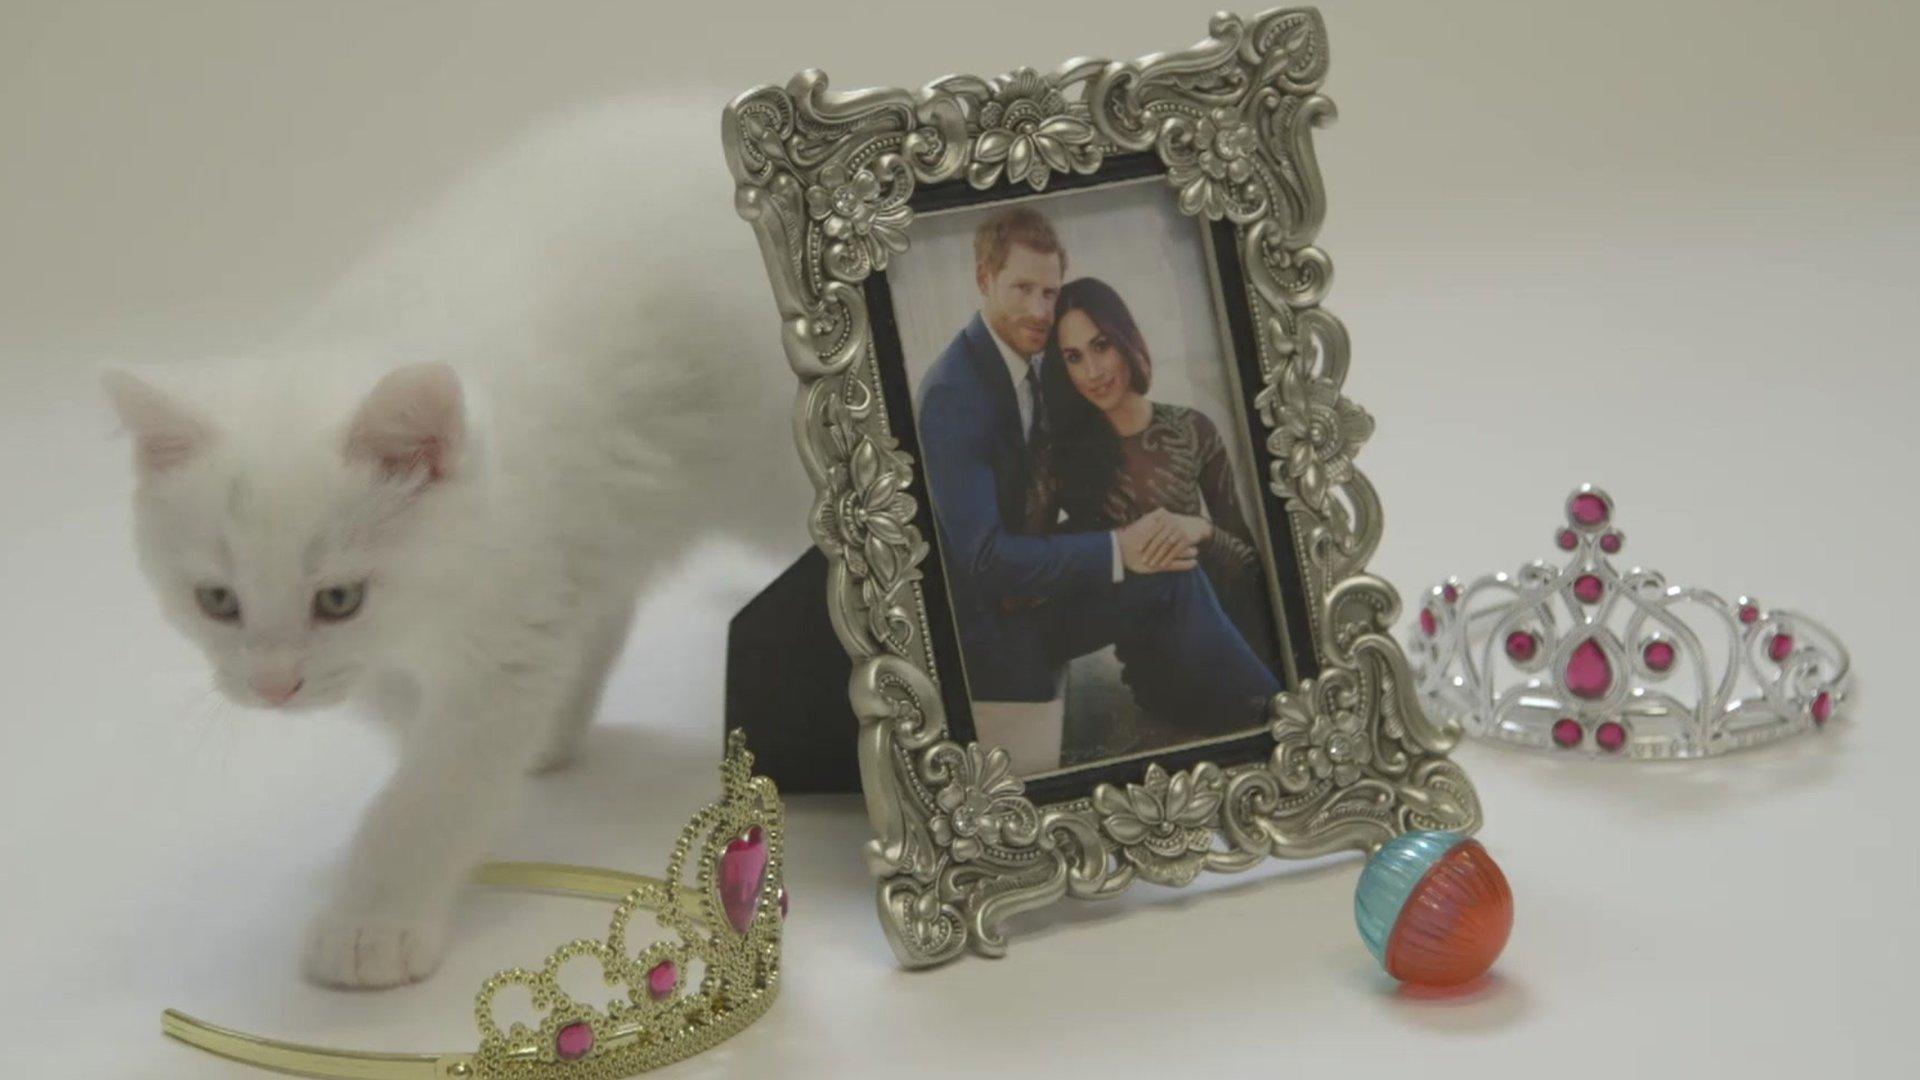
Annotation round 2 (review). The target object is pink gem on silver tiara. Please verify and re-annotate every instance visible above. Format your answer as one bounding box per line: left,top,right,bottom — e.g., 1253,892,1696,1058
1573,574,1605,603
1768,634,1796,663
1595,721,1628,753
1569,492,1610,527
1505,630,1538,662
1409,486,1854,759
1644,640,1676,672
1565,640,1613,699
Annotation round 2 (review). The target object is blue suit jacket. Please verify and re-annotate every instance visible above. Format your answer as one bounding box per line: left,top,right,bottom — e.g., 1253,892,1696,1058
916,314,1112,699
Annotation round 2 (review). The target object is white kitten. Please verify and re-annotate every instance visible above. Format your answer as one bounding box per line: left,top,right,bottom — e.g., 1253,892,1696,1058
105,98,802,988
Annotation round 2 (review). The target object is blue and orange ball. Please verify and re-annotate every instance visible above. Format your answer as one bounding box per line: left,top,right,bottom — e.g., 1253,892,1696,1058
1355,831,1513,986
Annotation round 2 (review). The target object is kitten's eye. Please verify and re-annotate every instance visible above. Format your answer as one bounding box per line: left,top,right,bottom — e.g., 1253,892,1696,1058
313,583,367,622
194,585,241,623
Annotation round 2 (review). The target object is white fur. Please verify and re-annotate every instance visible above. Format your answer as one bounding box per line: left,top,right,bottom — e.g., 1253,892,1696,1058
106,98,802,987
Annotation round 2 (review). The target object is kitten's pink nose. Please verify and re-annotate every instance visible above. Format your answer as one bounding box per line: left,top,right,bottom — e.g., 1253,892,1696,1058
252,676,304,705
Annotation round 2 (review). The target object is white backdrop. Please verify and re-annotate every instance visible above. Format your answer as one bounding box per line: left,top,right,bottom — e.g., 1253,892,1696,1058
4,2,1916,1077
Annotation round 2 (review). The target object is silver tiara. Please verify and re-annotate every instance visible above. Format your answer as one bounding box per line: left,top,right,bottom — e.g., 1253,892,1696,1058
1406,486,1852,759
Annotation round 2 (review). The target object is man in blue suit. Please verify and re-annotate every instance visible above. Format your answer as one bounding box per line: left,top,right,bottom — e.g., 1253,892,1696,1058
914,207,1280,725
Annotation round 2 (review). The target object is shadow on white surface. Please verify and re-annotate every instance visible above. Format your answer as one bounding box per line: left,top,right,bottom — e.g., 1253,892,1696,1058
1003,847,1362,944
1376,972,1532,1033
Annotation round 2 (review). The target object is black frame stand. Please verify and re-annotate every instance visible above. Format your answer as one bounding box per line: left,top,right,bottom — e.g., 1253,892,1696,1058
724,549,862,793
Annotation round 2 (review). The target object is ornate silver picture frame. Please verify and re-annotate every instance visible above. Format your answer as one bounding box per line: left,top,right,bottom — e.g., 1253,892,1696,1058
723,6,1481,968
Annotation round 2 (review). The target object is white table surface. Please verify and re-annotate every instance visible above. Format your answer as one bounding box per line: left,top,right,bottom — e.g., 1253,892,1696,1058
3,1,1915,1076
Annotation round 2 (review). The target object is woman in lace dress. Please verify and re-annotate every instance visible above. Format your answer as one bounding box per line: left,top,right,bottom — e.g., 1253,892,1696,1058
1035,276,1283,683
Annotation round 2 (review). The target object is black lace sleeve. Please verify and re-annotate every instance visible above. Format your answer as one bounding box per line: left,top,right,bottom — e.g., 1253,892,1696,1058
1190,411,1260,576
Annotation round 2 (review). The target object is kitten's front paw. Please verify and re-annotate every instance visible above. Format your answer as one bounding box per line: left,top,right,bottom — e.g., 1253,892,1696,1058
303,909,450,989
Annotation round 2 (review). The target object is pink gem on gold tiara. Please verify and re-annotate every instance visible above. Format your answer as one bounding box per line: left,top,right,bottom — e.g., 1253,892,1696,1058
1411,486,1853,759
646,960,678,1001
163,731,788,1079
555,1022,594,1061
720,827,769,934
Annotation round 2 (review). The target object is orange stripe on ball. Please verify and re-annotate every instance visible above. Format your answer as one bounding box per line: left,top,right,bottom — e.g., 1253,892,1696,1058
1383,839,1513,987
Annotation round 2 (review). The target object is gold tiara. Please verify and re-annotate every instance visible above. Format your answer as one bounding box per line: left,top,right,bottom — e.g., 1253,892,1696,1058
163,731,785,1079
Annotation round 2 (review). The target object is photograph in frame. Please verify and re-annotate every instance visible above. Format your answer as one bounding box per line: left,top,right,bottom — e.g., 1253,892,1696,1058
878,177,1306,782
725,5,1483,968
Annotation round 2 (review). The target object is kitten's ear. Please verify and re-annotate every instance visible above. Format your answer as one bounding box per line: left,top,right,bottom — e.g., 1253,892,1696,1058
101,369,213,474
344,363,466,482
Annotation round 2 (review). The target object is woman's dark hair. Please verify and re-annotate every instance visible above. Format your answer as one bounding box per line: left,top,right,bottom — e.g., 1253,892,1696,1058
1040,277,1153,526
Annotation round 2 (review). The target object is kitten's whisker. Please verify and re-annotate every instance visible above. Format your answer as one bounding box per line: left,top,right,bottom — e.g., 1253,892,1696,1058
182,681,243,768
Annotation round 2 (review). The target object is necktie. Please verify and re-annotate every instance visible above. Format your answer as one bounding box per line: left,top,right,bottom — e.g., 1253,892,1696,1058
1024,360,1045,446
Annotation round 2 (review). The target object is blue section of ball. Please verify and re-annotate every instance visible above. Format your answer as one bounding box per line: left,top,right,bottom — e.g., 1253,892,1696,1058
1354,830,1465,963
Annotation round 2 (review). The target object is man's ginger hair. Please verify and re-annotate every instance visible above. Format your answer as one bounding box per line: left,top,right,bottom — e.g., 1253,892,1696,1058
973,206,1067,277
